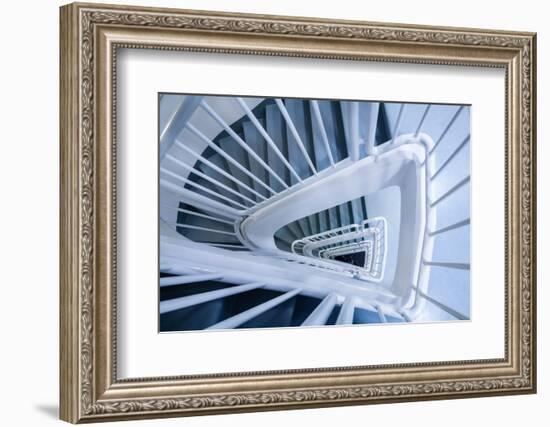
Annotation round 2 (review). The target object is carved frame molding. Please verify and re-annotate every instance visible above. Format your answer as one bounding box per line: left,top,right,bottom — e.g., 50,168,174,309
60,2,536,423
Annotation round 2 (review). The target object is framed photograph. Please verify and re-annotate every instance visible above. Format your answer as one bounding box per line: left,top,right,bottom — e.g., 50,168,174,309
60,2,537,423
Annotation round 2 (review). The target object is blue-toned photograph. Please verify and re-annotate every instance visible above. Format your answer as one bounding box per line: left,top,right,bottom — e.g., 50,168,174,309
159,94,470,332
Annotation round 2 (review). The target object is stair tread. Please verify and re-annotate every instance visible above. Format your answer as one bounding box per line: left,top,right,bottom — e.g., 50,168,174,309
265,102,290,191
242,120,270,201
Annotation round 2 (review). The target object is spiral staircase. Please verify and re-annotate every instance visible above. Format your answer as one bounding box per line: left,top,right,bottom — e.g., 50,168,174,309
159,95,471,331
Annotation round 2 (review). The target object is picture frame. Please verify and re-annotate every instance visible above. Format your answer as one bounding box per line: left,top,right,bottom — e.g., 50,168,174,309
59,2,537,423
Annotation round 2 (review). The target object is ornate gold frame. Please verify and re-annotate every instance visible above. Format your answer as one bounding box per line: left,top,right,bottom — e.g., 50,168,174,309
59,2,537,423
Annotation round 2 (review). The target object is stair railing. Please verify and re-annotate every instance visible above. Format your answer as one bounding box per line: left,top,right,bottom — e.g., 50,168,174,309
290,217,387,282
160,99,470,323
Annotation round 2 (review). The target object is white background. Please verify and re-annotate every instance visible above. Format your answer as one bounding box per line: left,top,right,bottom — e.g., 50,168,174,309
118,50,504,377
0,0,546,426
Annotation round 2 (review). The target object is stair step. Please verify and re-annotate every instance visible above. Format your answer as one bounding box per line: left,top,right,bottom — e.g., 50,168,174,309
327,206,340,231
317,209,330,233
284,99,314,180
242,120,270,201
350,198,364,224
337,202,352,227
309,100,334,170
275,228,296,246
178,207,235,233
196,157,251,207
217,135,255,199
265,103,290,191
274,235,292,252
317,101,348,161
283,222,302,241
238,291,297,329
